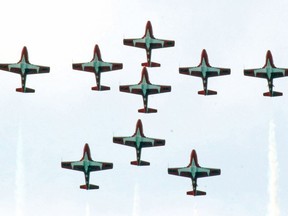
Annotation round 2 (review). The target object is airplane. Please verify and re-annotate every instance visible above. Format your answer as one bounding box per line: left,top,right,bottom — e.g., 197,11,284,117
61,143,113,190
72,44,123,91
119,67,171,113
179,49,231,95
123,20,175,67
168,149,221,196
244,50,288,97
113,119,165,166
0,46,50,93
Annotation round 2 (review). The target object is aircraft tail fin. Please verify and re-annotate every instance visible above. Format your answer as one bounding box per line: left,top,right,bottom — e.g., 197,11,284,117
16,87,35,93
138,108,157,113
198,90,217,96
91,85,110,91
263,91,282,97
80,184,99,190
130,160,150,166
141,62,161,67
187,190,206,196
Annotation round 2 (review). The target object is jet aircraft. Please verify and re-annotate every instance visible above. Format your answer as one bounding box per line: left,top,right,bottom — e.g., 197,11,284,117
72,44,123,91
244,50,288,97
168,149,221,196
123,21,175,67
113,119,165,166
61,143,113,190
179,49,230,95
119,67,171,113
0,46,50,93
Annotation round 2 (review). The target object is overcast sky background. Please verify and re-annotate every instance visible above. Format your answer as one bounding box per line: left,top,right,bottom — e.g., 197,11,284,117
0,0,288,215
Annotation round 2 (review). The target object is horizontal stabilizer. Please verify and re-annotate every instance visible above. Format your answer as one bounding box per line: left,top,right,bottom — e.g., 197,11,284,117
263,91,283,97
91,85,110,91
80,184,99,190
198,90,217,96
16,87,35,93
138,108,157,113
187,190,206,196
141,62,161,67
130,160,150,166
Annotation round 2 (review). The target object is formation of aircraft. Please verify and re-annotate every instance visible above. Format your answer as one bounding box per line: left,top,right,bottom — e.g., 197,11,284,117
168,149,221,196
61,143,113,190
119,67,171,113
113,119,165,166
123,21,175,67
5,21,286,197
0,46,50,93
72,44,123,91
179,49,231,95
244,50,288,97
59,21,220,195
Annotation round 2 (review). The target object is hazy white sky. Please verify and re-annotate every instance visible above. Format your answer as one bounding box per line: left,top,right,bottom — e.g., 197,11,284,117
0,0,288,215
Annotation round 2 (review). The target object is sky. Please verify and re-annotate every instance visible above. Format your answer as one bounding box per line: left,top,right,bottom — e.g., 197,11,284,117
0,0,288,215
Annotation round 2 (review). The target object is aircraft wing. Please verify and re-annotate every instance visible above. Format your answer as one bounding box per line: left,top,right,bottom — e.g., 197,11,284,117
195,167,221,178
141,137,165,148
124,38,146,49
72,62,122,73
89,161,113,172
146,84,171,95
72,63,90,72
0,63,50,74
100,62,123,72
0,64,10,72
25,64,50,74
168,167,220,178
150,39,175,49
179,66,230,78
113,136,165,148
119,84,171,95
123,38,174,49
61,161,84,172
244,68,268,78
61,161,113,172
119,84,143,95
244,68,288,79
113,136,137,147
168,167,191,178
